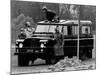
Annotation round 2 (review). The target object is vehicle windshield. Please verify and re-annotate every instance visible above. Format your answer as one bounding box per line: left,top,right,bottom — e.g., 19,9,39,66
35,25,56,33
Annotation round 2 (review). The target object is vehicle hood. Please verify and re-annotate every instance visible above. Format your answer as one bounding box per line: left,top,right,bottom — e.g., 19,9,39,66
31,37,55,40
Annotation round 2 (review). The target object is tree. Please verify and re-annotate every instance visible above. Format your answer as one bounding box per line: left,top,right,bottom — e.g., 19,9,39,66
11,13,36,42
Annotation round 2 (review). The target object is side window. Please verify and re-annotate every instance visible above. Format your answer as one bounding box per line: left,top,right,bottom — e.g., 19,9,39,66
63,26,72,35
72,26,78,35
67,26,72,35
63,25,78,35
63,26,68,35
81,26,90,34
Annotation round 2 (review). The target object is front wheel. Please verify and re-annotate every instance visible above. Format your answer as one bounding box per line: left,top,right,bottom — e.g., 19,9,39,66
46,58,57,65
45,59,51,65
50,58,57,64
18,55,29,66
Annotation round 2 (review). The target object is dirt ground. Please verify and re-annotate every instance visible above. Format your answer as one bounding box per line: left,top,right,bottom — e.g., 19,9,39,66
47,57,96,72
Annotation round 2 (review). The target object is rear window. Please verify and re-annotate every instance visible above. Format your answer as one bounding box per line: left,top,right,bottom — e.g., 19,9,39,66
81,26,91,34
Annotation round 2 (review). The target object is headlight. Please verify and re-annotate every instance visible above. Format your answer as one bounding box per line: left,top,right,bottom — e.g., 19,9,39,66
19,43,23,48
41,43,44,48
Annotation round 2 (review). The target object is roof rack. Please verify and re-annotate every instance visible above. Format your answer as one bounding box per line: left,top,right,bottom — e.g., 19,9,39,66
37,20,92,26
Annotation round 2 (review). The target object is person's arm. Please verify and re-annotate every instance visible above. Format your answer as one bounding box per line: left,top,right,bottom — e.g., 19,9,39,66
31,28,35,34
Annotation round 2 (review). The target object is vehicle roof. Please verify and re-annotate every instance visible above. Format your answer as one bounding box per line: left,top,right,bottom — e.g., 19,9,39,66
37,20,92,26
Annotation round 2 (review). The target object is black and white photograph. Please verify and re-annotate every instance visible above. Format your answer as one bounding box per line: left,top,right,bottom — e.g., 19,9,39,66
11,0,96,74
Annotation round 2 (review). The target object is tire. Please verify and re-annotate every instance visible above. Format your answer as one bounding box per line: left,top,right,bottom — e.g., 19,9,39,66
46,58,57,65
50,58,57,64
46,59,51,65
87,49,92,58
18,55,29,66
31,57,37,65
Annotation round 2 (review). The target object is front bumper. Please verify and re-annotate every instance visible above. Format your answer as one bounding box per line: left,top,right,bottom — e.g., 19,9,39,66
14,47,47,55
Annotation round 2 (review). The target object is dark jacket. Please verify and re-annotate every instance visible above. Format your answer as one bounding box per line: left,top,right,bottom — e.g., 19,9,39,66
45,10,56,21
